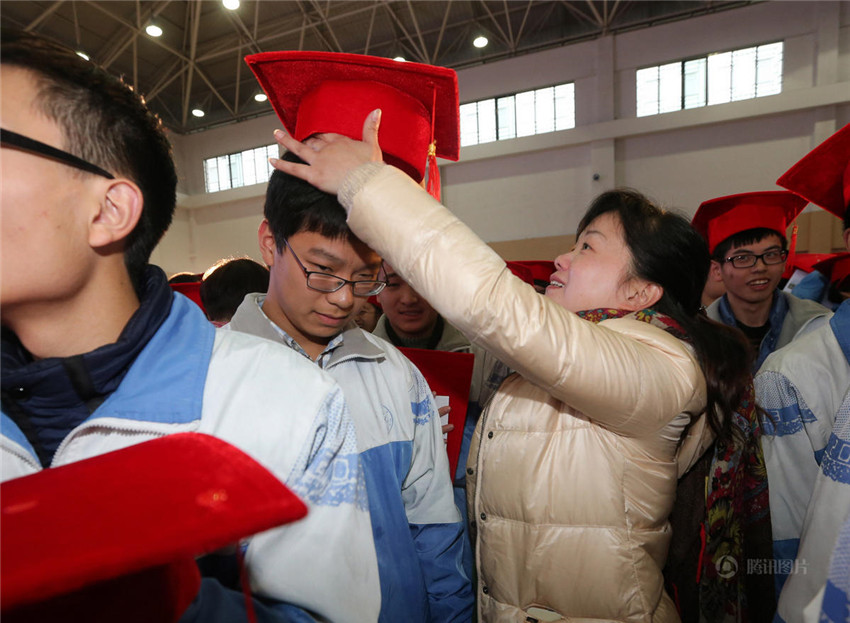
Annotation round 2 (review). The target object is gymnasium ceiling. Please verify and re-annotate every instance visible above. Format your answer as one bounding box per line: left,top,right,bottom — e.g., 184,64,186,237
1,0,756,134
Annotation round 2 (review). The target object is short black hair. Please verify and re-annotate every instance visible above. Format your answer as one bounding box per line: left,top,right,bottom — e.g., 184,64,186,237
200,257,269,323
711,227,787,262
263,151,355,251
1,28,177,292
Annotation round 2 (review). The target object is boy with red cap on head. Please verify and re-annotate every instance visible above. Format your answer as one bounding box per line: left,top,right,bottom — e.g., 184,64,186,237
691,190,831,371
228,51,473,623
754,123,850,623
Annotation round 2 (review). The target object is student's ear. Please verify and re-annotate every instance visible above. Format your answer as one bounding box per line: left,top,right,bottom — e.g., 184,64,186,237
89,180,143,249
843,227,850,252
624,279,663,311
709,259,724,282
258,219,279,266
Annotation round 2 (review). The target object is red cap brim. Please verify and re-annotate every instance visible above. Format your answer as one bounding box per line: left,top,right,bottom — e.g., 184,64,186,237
777,123,850,219
813,253,850,286
1,433,307,609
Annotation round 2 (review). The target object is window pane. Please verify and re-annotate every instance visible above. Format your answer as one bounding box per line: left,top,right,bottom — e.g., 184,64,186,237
683,58,706,109
659,61,682,113
265,145,278,181
731,46,756,101
216,155,232,191
204,158,219,193
229,154,243,188
756,42,783,96
241,149,257,186
497,96,516,139
636,66,660,117
477,99,497,144
515,90,536,137
460,102,479,146
554,83,575,130
535,86,555,133
707,51,732,105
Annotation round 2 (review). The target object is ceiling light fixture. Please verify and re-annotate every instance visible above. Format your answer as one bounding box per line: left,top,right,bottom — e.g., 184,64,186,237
254,93,268,102
145,22,163,37
191,108,205,118
223,0,240,10
76,51,90,61
393,56,406,62
473,36,489,49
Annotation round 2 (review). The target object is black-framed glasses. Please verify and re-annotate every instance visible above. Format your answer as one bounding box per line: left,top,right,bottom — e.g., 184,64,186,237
0,128,115,179
284,239,387,297
723,249,788,269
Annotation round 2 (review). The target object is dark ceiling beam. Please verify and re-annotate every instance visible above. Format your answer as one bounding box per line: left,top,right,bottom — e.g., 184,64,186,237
559,1,600,28
25,0,62,31
307,0,345,52
584,0,606,28
362,2,379,55
195,3,380,63
404,0,431,62
430,2,453,64
85,0,171,69
513,1,535,48
147,58,187,100
182,0,203,126
383,2,427,62
477,0,512,49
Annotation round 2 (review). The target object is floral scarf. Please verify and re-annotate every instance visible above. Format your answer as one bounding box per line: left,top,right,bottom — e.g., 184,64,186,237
577,307,773,623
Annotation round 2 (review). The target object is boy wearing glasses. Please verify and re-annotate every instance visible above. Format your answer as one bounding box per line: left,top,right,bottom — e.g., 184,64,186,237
0,31,379,622
227,52,473,623
692,191,831,371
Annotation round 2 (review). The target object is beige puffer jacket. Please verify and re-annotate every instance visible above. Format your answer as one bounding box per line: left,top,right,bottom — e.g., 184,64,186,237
343,164,712,622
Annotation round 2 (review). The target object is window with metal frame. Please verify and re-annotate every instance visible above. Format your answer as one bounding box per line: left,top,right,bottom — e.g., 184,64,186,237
203,143,279,193
460,82,575,147
636,41,783,118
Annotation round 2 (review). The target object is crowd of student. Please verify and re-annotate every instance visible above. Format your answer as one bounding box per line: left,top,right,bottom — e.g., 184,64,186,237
1,26,849,623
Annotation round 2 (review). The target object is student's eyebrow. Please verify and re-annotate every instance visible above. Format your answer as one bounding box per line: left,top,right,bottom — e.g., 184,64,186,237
304,247,344,265
731,244,782,253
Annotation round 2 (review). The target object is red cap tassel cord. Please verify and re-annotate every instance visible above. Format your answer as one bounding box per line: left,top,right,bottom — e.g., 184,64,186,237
425,86,441,201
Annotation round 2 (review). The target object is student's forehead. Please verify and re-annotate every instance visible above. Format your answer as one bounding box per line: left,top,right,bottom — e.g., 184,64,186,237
293,231,381,266
728,233,783,253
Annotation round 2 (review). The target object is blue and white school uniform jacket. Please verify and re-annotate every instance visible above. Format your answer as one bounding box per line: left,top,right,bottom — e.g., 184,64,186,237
755,299,850,622
229,294,474,623
1,294,380,623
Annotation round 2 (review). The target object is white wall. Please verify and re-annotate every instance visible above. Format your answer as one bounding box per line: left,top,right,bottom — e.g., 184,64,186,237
154,0,850,276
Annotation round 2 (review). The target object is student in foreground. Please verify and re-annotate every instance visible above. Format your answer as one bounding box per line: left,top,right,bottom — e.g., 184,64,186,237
755,122,850,623
0,30,379,622
232,51,473,622
270,111,761,622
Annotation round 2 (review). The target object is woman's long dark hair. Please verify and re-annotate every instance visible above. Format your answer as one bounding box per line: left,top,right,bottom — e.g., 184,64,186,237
578,189,752,443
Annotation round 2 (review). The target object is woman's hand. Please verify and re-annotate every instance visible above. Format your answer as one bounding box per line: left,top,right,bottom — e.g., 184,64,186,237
269,109,384,195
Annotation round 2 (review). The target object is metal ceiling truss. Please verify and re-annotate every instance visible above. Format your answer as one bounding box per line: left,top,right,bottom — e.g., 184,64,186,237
2,0,756,134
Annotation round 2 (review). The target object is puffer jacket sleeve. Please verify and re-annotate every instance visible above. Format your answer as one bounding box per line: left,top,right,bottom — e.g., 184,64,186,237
345,165,702,437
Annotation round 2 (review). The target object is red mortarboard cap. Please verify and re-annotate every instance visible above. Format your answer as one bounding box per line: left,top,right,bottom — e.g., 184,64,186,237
787,252,837,274
691,191,807,254
245,51,459,188
1,433,307,610
813,253,850,287
777,123,850,219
